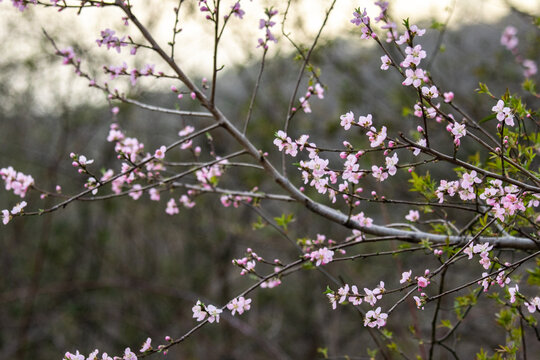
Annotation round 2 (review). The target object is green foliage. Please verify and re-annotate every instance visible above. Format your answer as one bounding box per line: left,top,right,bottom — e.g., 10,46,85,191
274,213,294,231
439,319,453,329
252,216,266,230
495,308,514,331
454,291,478,320
408,171,436,201
526,258,540,286
477,82,493,96
316,347,328,358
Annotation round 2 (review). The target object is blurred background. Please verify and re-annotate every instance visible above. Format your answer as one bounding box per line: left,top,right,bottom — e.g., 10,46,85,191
1,1,539,359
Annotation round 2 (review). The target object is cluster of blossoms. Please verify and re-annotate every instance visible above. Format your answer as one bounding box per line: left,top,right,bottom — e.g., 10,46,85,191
232,248,263,276
64,337,158,359
445,120,466,146
479,180,531,221
226,296,252,316
326,281,388,328
4,0,37,12
500,26,538,78
96,28,127,53
435,170,483,204
306,247,334,266
64,347,135,360
192,300,223,323
479,262,514,291
220,193,253,208
2,201,27,225
195,159,228,189
464,242,494,269
1,166,34,198
58,47,80,66
297,233,337,254
257,7,278,49
165,194,196,215
328,281,385,309
297,83,324,113
339,111,372,130
104,62,157,86
192,296,252,324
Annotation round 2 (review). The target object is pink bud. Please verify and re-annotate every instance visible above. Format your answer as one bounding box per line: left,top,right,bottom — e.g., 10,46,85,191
371,191,376,196
165,336,171,342
417,126,424,133
339,152,347,159
171,85,178,92
190,92,196,100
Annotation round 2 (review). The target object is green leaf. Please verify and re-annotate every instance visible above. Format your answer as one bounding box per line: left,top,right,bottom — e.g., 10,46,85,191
316,347,328,358
252,216,266,230
477,82,493,96
274,213,294,231
479,113,496,124
323,286,334,295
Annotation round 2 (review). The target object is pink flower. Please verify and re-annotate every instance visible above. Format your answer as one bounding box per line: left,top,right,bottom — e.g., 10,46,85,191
348,285,363,305
525,297,540,313
129,184,143,200
523,59,537,78
340,111,355,130
508,284,519,303
64,351,85,360
139,338,152,353
385,153,398,176
10,201,27,215
405,210,419,222
165,198,179,215
380,55,392,70
402,68,425,88
400,270,412,284
402,45,426,67
123,348,137,360
149,188,160,201
500,26,518,51
491,100,514,126
337,284,350,303
308,247,334,266
417,276,429,289
314,83,325,99
2,209,11,225
227,297,252,316
421,85,438,99
367,126,387,147
206,304,223,323
443,92,454,103
192,300,207,321
154,145,166,159
364,307,387,328
372,165,388,181
413,295,424,309
357,114,373,127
